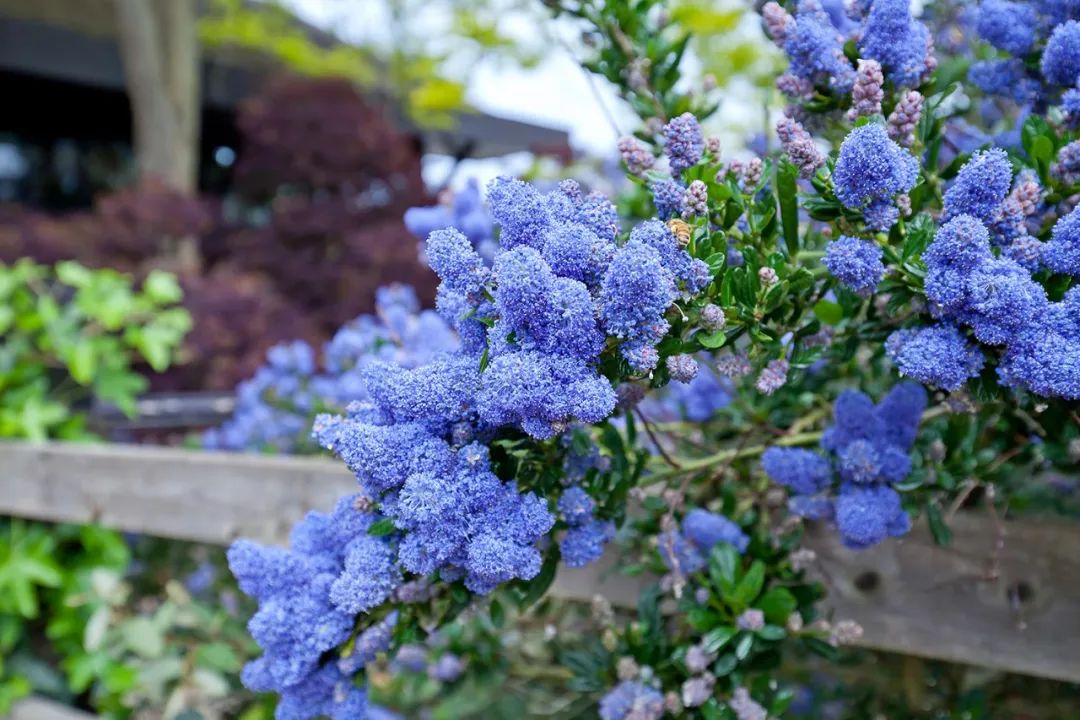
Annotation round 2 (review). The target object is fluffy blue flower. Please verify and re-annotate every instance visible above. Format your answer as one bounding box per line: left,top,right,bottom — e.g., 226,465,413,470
1003,235,1045,272
272,663,368,720
659,509,748,574
942,149,1013,225
652,178,685,220
228,495,386,702
663,113,705,174
998,288,1080,398
823,236,885,295
682,508,750,553
834,484,910,549
406,178,495,261
1044,204,1080,275
600,241,678,371
832,124,918,225
858,0,933,88
561,518,616,567
599,681,665,720
885,324,986,390
558,485,595,525
477,351,616,438
1042,20,1080,87
960,257,1048,345
761,447,833,495
968,59,1040,104
486,176,549,249
923,215,995,315
977,0,1038,55
330,535,402,614
784,0,857,93
426,227,489,298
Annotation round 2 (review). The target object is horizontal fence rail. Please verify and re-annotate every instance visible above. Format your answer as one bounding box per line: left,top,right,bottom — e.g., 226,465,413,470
2,441,1079,685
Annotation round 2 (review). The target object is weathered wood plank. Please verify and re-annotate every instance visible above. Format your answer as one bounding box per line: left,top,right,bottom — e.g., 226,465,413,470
804,514,1080,685
0,441,355,546
2,441,1079,683
5,697,95,720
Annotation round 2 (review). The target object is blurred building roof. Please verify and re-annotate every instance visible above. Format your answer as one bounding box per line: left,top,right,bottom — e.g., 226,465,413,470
0,0,570,159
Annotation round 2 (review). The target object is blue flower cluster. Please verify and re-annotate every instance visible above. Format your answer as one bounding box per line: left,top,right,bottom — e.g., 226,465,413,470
663,112,705,175
434,176,706,385
203,286,457,453
892,150,1080,398
659,508,749,575
775,0,856,94
823,235,885,296
405,178,496,262
858,0,935,88
762,383,927,549
969,4,1080,109
557,485,616,567
314,386,554,594
599,681,665,720
227,494,390,719
832,123,919,231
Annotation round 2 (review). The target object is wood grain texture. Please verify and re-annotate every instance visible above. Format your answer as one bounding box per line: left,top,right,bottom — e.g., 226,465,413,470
5,697,95,720
2,442,1079,682
803,514,1080,684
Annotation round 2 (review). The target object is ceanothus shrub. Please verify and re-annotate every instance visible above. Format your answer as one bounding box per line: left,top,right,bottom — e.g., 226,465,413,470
219,1,1080,717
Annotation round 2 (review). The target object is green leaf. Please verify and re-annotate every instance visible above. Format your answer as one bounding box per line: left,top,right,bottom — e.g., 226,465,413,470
777,160,800,256
701,625,736,654
757,624,787,641
121,617,164,658
927,503,953,546
143,270,183,304
734,633,754,660
712,653,737,677
757,587,797,625
490,597,505,628
69,340,97,385
696,330,727,349
708,543,739,596
367,518,396,537
813,299,844,325
518,551,558,609
196,642,242,673
732,560,765,607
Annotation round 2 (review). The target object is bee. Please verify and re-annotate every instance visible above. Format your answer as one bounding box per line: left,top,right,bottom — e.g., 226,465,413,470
667,218,692,247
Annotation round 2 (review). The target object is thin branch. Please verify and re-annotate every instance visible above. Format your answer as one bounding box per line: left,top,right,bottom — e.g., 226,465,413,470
635,407,681,469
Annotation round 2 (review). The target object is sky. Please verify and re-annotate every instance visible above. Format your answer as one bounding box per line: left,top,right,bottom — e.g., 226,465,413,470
283,0,769,189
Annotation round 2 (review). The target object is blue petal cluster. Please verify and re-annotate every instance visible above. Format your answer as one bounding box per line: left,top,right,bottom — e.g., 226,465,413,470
832,124,918,231
599,681,665,720
1044,203,1080,275
823,235,885,296
227,495,389,719
663,113,705,175
658,508,749,575
885,323,986,390
977,0,1038,56
203,287,457,453
600,221,710,372
558,484,615,567
782,0,857,93
761,383,927,549
1042,20,1080,86
405,178,496,262
942,149,1013,225
858,0,934,88
909,150,1080,398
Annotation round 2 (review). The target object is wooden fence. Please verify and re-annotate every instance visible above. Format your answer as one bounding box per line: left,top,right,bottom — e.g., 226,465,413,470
2,439,1079,715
